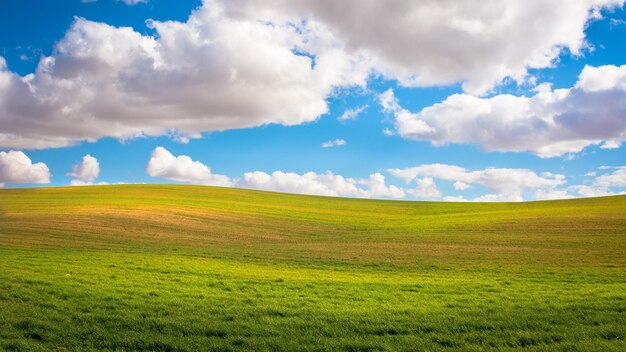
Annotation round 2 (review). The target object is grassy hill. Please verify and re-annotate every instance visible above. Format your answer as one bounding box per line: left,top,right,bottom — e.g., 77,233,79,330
0,185,624,351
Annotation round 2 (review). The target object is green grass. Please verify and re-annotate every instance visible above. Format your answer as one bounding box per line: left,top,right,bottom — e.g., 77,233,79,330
0,185,624,351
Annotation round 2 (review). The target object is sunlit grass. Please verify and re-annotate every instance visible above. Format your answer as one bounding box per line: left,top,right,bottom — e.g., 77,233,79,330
0,185,624,351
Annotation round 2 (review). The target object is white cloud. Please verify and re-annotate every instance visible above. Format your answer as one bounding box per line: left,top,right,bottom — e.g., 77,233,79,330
535,166,626,199
68,154,100,183
381,64,626,157
70,180,110,186
146,147,232,186
321,139,346,148
388,164,565,202
532,189,575,200
0,150,51,187
594,166,626,188
600,140,621,149
359,173,406,198
2,0,624,149
409,177,441,199
576,63,626,92
145,148,626,201
234,171,405,198
225,0,623,95
239,170,357,197
145,147,405,198
338,105,367,122
0,2,368,149
568,185,617,198
453,181,470,190
443,196,468,202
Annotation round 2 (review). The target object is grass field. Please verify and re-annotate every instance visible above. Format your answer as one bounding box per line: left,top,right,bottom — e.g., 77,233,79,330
0,185,624,351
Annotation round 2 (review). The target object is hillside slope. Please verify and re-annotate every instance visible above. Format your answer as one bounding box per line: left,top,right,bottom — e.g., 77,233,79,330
0,185,624,351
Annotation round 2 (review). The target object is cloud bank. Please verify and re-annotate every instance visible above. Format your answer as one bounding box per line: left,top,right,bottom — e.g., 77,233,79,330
225,0,623,94
1,0,622,150
146,147,404,198
381,64,626,157
388,164,566,202
0,3,367,149
145,147,625,201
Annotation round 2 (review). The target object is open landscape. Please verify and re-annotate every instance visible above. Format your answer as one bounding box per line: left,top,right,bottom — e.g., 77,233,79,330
0,185,624,351
1,1,626,351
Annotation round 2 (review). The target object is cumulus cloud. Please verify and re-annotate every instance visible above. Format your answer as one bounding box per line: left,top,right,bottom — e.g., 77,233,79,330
388,164,566,202
239,170,363,197
0,150,51,187
146,147,626,201
68,154,100,183
146,147,405,198
146,147,232,186
338,105,367,122
381,64,626,157
0,2,368,149
2,0,623,149
409,177,441,199
321,139,346,148
358,173,406,198
224,0,623,95
236,170,406,199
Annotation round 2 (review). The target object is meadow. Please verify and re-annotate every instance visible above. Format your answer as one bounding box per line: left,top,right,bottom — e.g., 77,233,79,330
0,185,624,351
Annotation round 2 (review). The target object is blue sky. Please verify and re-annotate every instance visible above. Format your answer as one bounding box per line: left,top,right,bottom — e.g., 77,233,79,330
0,0,625,201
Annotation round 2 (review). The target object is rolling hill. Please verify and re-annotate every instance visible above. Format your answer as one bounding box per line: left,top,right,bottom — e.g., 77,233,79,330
0,185,624,351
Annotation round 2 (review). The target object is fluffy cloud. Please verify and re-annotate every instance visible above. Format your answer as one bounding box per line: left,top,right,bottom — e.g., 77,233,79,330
321,139,346,148
381,64,626,157
146,147,232,186
239,171,356,197
224,0,623,95
409,177,441,199
0,150,51,187
2,0,623,149
146,147,404,198
0,2,367,149
68,154,100,183
146,147,626,201
534,166,626,199
593,166,626,188
360,173,406,198
389,164,566,202
238,171,404,198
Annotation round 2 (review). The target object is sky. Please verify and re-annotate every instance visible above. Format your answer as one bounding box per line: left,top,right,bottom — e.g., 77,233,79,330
0,0,625,201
